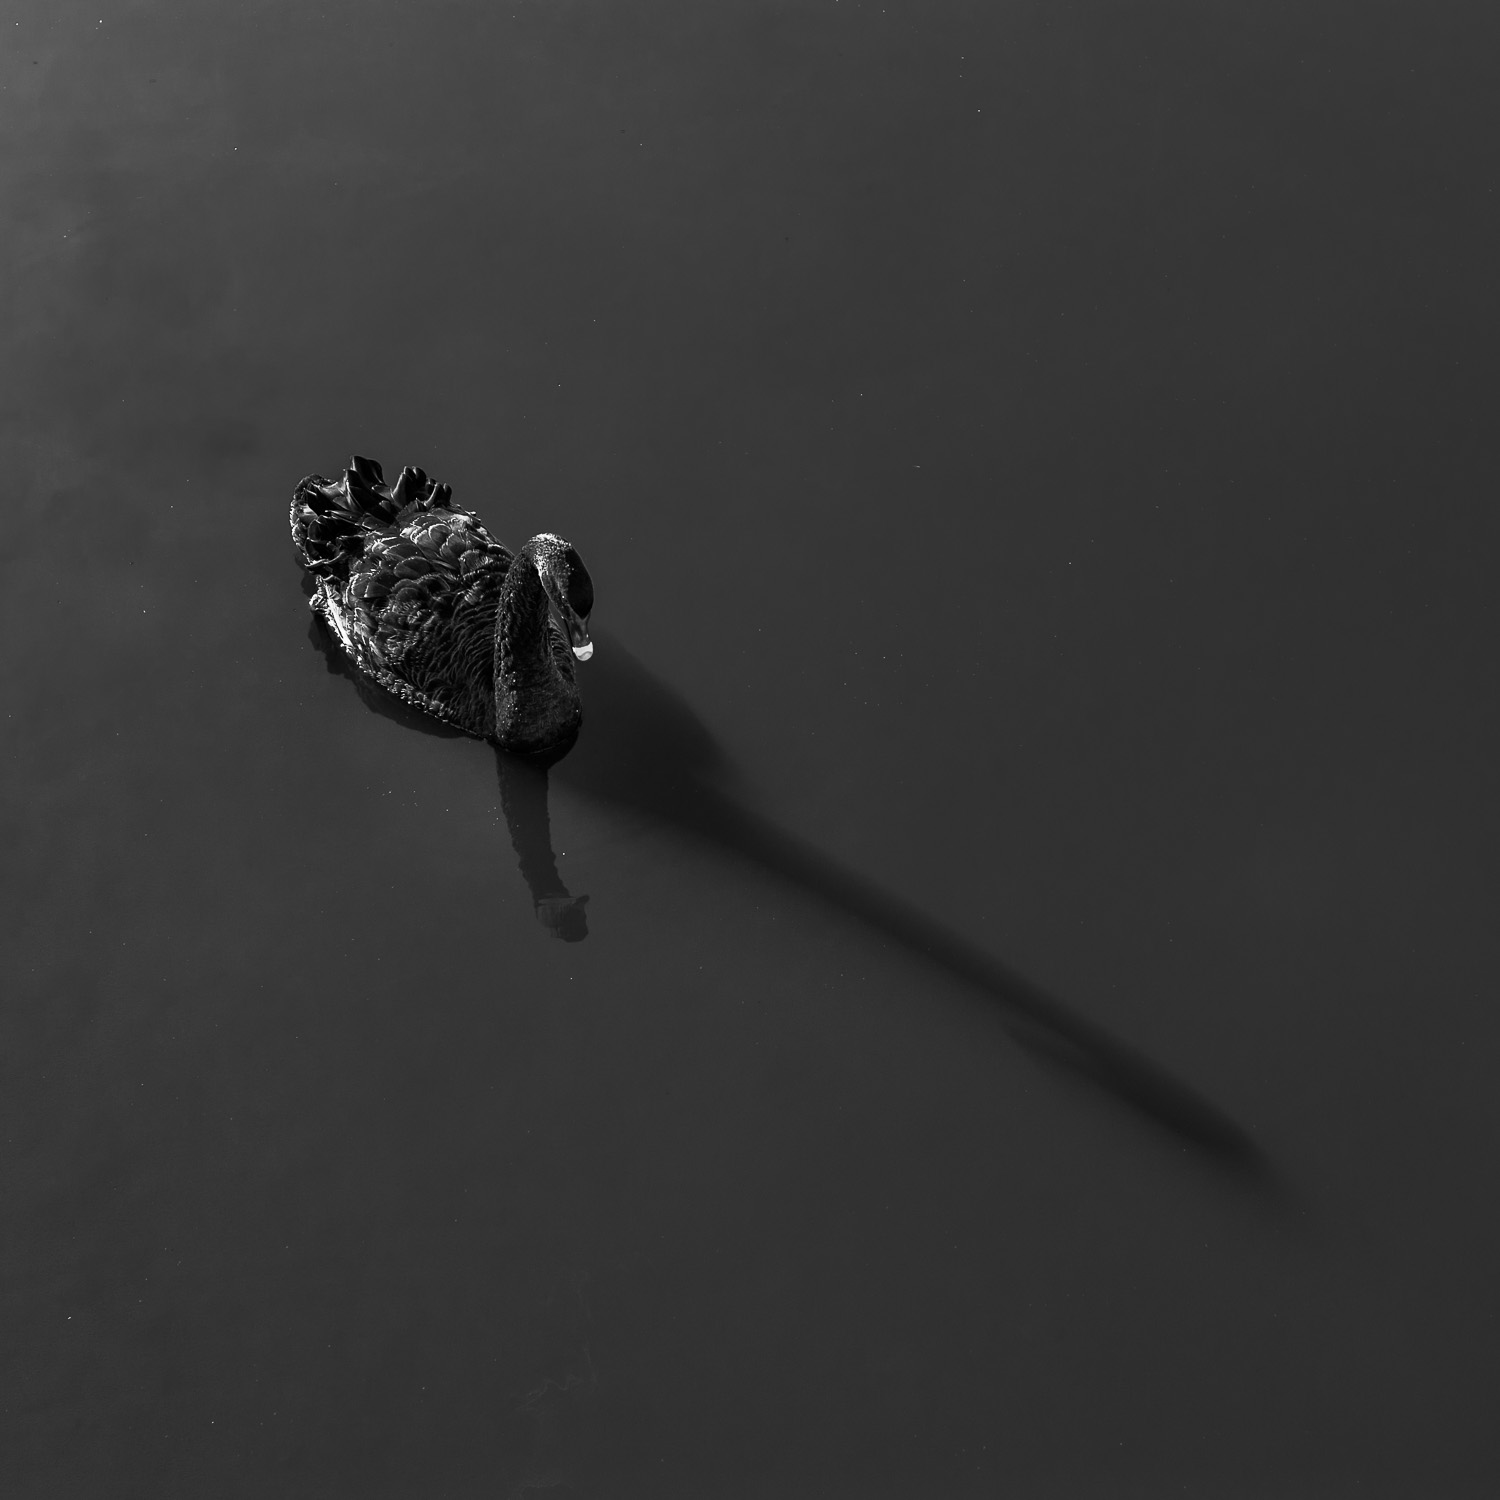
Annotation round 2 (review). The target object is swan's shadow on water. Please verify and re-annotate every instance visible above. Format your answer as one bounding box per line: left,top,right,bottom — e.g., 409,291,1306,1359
307,606,1266,1175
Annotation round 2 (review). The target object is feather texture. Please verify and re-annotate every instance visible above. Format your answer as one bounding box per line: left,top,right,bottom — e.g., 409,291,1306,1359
290,457,592,752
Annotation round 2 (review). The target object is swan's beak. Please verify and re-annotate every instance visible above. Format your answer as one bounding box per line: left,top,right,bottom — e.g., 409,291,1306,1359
565,612,593,662
550,590,593,661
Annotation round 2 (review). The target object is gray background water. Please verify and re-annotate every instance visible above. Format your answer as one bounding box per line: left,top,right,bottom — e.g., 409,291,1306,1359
5,1,1499,1494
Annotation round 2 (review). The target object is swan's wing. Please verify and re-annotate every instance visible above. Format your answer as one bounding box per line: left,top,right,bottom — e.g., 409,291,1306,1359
303,461,515,735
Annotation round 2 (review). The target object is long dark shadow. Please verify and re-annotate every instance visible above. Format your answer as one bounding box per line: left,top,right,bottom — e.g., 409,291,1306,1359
305,601,1263,1173
555,630,1266,1174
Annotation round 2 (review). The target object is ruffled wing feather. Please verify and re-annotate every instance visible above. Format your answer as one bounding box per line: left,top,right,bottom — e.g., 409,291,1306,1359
290,457,513,736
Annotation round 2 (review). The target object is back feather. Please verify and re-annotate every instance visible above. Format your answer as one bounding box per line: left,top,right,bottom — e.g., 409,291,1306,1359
290,456,515,736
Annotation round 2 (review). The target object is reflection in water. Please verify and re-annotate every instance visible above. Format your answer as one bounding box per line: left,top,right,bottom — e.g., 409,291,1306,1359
307,599,1260,1169
495,750,590,942
306,607,589,941
557,632,1266,1174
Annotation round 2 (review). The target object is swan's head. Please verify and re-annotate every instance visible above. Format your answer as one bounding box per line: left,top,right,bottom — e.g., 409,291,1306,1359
529,533,595,661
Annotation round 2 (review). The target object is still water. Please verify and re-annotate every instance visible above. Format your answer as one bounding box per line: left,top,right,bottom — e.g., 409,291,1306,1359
5,1,1499,1494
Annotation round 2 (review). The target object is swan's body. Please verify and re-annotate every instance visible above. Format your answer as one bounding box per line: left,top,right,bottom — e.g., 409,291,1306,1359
290,456,593,754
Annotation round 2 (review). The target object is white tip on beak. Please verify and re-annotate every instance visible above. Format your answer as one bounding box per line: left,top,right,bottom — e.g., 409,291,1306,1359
572,641,594,662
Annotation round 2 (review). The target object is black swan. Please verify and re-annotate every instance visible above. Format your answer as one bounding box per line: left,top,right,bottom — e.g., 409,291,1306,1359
290,455,594,755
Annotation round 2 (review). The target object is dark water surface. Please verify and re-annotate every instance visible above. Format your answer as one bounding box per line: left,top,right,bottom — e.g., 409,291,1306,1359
5,1,1500,1494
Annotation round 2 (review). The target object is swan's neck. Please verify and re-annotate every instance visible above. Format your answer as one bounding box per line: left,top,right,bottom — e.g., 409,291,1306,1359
493,548,579,752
